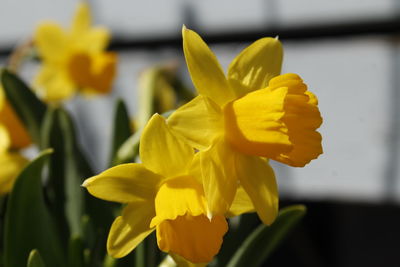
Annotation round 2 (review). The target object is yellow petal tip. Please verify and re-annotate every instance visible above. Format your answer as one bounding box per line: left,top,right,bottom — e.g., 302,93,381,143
182,25,189,36
81,178,91,188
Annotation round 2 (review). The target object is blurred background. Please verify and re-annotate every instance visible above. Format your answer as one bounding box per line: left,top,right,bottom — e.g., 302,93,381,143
1,0,400,266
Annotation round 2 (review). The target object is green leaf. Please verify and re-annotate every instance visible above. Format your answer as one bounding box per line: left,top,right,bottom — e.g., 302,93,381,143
112,129,141,165
27,250,46,267
226,205,306,267
40,108,69,245
68,236,85,267
40,107,87,238
4,149,65,267
42,108,115,264
0,69,46,145
109,99,133,167
57,108,89,237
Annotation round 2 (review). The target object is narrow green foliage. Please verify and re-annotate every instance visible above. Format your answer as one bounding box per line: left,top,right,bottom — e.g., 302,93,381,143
109,99,133,167
41,107,87,237
0,69,46,145
40,108,69,245
41,107,115,265
68,236,85,267
113,129,141,165
4,150,65,267
226,205,307,267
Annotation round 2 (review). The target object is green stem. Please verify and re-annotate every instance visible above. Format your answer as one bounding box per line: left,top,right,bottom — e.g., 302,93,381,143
135,243,145,267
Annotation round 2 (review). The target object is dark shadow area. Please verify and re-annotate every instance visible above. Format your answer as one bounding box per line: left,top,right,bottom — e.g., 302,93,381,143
265,200,400,267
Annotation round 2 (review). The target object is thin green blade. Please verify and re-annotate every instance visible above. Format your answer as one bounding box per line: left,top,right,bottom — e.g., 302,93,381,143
109,99,133,167
4,150,65,267
226,205,306,267
1,69,46,145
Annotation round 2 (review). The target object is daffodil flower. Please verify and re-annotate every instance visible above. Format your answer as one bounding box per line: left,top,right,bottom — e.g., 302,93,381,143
83,114,229,264
0,152,28,195
34,3,117,101
0,88,29,195
0,87,31,149
167,27,323,223
0,117,28,196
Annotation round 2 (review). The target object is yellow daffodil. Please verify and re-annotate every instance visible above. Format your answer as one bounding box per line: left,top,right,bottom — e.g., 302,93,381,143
0,148,29,195
167,27,323,222
0,88,29,195
0,87,31,149
34,2,117,101
0,124,28,195
83,114,229,264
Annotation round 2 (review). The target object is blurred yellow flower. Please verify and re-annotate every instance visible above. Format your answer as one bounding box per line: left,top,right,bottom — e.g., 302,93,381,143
167,27,323,222
83,114,229,264
34,2,117,101
0,87,31,149
0,147,28,196
0,89,29,195
0,125,28,196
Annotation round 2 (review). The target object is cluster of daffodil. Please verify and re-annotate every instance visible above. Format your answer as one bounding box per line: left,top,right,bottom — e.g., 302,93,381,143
0,2,322,267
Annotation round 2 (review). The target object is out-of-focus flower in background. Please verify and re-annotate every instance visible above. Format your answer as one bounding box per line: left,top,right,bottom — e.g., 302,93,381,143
0,87,29,195
0,86,31,149
33,2,117,102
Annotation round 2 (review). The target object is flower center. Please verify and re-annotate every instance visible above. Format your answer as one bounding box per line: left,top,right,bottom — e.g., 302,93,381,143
156,214,228,263
67,51,116,93
223,73,322,166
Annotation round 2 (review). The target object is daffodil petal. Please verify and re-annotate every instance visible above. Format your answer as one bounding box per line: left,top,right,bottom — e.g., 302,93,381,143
167,96,223,150
150,176,206,227
0,151,29,195
35,22,68,63
83,163,162,203
235,155,278,225
71,2,91,38
226,186,255,217
200,138,238,217
140,114,194,178
157,214,227,263
188,153,202,185
107,201,156,258
182,27,235,106
72,27,110,52
34,65,76,101
0,125,10,154
228,37,283,97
